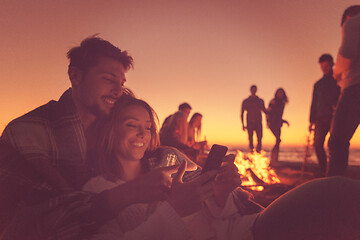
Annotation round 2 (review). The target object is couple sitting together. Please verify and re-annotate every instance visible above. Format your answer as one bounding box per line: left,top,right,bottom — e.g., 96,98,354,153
1,36,360,240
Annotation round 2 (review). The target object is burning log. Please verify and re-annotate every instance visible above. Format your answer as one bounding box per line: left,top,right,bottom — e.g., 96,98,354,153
247,168,265,184
235,150,280,191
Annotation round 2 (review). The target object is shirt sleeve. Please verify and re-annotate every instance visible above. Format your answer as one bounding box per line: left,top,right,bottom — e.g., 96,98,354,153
309,84,318,123
261,99,266,113
339,16,360,59
0,141,115,240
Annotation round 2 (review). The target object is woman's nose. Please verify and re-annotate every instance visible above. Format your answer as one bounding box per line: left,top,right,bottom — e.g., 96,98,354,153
137,126,145,138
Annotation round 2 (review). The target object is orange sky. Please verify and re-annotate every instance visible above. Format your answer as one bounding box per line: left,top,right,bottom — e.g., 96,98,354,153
1,0,359,148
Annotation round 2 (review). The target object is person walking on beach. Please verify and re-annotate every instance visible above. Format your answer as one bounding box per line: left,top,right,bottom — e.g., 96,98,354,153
267,88,289,164
328,5,360,176
241,85,266,153
309,54,340,177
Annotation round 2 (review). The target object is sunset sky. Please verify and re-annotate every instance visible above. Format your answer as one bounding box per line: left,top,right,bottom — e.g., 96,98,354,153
1,0,359,148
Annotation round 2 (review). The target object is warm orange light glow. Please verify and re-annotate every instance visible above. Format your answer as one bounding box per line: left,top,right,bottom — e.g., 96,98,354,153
235,150,280,191
0,1,359,148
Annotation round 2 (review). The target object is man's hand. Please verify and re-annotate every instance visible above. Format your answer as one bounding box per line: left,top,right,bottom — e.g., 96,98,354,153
213,154,242,207
308,123,314,132
168,161,217,217
243,126,247,131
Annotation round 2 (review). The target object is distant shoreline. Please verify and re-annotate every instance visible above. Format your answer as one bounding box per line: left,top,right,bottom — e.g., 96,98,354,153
225,145,360,166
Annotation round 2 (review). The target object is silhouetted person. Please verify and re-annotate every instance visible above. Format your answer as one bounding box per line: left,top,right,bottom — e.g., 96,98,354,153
267,88,289,164
160,110,198,161
188,112,203,147
241,85,266,153
328,6,360,176
309,54,340,177
159,102,192,151
161,102,191,130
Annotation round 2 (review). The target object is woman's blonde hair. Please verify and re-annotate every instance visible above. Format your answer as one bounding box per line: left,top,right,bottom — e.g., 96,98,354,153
189,113,202,141
95,94,160,181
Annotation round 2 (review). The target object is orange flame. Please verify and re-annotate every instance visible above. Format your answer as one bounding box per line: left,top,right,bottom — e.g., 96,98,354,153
234,150,280,191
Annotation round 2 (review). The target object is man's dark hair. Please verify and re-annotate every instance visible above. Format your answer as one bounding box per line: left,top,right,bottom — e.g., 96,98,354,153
318,54,334,64
67,36,134,74
178,102,192,111
341,5,360,26
250,85,257,91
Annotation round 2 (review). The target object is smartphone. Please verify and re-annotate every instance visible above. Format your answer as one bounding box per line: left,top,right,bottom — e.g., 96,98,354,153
201,144,228,174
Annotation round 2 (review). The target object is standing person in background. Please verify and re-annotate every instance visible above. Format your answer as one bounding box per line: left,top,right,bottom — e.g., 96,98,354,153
309,54,340,177
328,6,360,176
241,85,267,153
267,88,289,165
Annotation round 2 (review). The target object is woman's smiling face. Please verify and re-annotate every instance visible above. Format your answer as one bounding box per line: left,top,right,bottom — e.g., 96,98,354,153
115,104,152,162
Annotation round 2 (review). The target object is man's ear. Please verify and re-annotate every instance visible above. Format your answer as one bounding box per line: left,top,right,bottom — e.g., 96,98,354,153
68,66,83,87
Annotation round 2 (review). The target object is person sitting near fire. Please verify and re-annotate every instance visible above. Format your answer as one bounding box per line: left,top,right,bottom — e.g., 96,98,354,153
187,112,209,165
84,94,360,240
266,88,289,164
159,109,198,161
83,95,262,239
161,102,192,132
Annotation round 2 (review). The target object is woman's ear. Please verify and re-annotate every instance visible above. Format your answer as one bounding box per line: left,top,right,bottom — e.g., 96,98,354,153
68,66,83,87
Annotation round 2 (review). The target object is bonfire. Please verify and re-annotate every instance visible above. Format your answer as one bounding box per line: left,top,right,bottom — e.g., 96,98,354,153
234,150,280,191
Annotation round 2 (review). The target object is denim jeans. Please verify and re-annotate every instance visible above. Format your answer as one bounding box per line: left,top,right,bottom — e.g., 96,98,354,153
328,83,360,176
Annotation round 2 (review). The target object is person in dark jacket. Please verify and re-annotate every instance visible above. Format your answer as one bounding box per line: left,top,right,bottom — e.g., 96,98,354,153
309,54,340,177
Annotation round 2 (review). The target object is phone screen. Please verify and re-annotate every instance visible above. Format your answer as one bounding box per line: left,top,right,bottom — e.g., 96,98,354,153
201,144,228,174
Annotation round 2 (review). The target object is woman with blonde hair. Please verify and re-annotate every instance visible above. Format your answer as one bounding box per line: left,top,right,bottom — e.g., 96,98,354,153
188,113,208,164
83,95,256,239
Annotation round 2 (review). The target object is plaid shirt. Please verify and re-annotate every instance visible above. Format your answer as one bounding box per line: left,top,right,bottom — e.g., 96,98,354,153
0,89,113,239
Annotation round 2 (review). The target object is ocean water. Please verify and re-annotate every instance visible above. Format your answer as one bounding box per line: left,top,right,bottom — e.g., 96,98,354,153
228,146,360,166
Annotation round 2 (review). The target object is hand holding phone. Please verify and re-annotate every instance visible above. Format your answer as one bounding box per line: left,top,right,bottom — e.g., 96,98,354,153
201,144,228,174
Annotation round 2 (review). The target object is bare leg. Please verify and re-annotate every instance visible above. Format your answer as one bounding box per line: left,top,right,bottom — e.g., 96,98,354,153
253,177,360,240
270,126,281,163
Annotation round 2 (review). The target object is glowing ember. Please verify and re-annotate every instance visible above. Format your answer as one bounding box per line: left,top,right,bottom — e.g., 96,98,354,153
234,150,280,191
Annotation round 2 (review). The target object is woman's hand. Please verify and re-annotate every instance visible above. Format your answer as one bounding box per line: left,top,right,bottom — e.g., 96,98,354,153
168,161,217,217
213,154,242,207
